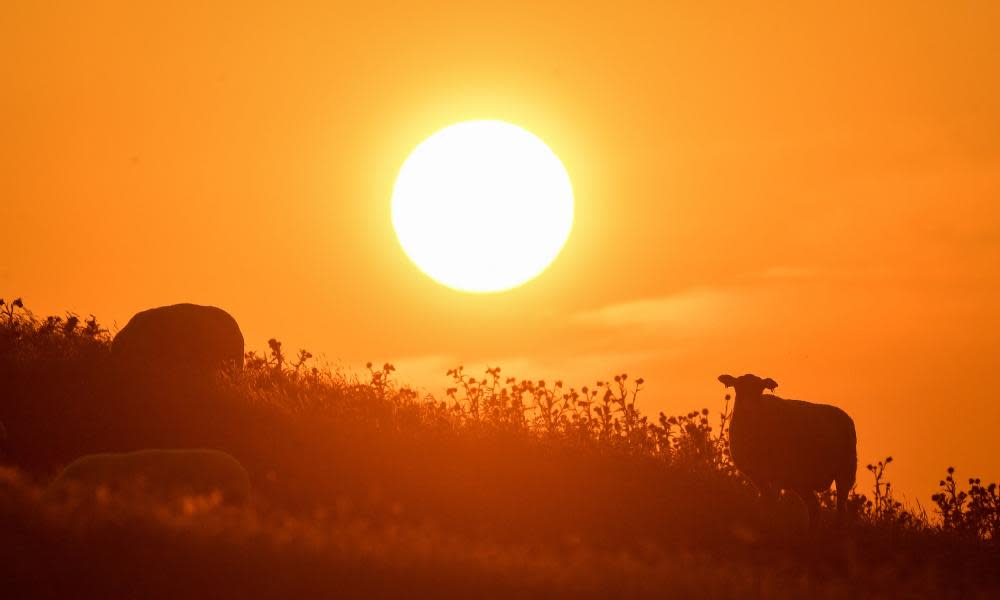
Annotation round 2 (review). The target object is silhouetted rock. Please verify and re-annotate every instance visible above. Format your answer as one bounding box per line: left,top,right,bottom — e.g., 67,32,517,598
112,304,244,375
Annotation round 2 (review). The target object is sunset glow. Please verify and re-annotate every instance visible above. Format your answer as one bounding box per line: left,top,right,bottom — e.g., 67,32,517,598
4,3,1000,595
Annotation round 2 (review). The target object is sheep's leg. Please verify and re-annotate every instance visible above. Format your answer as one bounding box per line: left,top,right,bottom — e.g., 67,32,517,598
835,472,855,528
756,481,777,503
797,489,820,532
754,482,779,537
757,482,779,515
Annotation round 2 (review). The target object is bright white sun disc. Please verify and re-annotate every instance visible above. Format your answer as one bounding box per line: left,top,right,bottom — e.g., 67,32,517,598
391,120,574,293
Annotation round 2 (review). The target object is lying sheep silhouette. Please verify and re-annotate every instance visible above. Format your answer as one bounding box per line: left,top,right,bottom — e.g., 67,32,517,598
718,374,856,528
111,304,244,376
47,448,251,506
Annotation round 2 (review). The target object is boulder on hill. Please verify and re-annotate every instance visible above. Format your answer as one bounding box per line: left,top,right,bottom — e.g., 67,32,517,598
111,304,244,375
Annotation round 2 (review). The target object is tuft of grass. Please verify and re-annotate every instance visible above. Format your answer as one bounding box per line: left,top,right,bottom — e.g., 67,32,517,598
932,466,1000,542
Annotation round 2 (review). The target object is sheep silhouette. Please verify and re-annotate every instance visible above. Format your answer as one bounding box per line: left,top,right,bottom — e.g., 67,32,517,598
111,304,244,375
718,373,856,529
47,448,251,506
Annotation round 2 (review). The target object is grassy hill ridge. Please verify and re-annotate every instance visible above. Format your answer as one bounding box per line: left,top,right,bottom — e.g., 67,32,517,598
1,298,998,598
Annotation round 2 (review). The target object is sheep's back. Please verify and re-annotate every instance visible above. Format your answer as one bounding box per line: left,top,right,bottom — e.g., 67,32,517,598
732,396,856,491
49,449,251,505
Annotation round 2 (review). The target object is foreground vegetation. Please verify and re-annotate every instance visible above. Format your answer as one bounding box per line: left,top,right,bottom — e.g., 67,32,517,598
2,298,999,598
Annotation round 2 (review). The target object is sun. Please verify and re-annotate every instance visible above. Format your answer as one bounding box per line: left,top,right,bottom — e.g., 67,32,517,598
391,120,574,293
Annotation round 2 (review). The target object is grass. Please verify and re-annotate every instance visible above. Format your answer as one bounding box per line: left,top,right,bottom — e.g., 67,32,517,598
2,297,999,598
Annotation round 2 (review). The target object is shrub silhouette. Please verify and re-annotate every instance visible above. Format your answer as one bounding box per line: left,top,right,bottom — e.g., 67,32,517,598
932,466,1000,542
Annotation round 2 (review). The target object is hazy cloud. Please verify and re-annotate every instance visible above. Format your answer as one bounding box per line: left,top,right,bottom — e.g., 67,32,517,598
755,266,814,281
571,288,735,331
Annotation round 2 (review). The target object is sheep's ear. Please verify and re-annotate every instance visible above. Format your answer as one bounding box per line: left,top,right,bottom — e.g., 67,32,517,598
718,374,736,388
762,378,778,390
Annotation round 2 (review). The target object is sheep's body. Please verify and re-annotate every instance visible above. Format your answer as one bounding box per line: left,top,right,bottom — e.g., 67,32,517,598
48,449,251,506
730,394,856,494
111,304,244,375
721,374,856,527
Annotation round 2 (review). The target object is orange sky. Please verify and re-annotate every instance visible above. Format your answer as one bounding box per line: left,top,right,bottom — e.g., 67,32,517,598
3,1,999,502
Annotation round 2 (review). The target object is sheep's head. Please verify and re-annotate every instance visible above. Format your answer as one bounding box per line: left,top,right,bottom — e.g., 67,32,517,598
718,373,777,400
